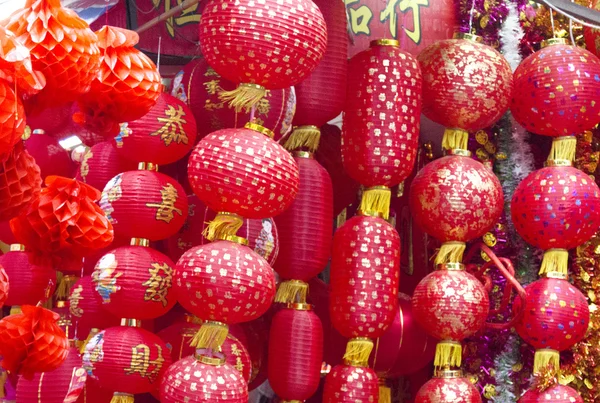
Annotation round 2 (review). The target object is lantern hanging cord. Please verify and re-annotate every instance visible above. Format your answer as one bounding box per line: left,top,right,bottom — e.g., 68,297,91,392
542,0,600,30
157,36,162,71
468,0,477,33
569,0,575,45
550,7,556,38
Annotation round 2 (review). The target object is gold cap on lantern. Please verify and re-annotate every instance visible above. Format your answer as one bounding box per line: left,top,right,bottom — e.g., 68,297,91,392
197,354,226,366
244,121,274,139
541,38,568,48
130,238,150,247
370,39,400,47
434,369,464,379
293,150,314,159
453,32,484,43
138,162,158,171
9,244,25,252
120,318,142,327
287,302,312,311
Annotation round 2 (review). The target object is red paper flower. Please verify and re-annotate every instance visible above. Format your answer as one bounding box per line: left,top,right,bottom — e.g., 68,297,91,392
0,142,41,222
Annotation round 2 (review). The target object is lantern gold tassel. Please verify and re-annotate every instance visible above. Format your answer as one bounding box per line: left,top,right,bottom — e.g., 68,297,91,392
434,341,462,368
79,328,100,354
110,393,134,403
343,337,374,364
548,136,577,162
534,349,560,374
274,280,308,304
55,274,78,300
219,83,267,113
442,128,469,151
283,126,321,152
203,213,243,242
359,186,391,220
191,321,229,350
434,242,466,265
379,378,391,403
539,249,569,277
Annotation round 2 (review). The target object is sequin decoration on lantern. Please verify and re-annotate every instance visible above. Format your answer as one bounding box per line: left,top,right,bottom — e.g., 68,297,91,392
323,362,379,403
0,142,41,222
519,384,583,403
415,370,482,403
75,142,138,193
23,129,75,180
198,0,327,111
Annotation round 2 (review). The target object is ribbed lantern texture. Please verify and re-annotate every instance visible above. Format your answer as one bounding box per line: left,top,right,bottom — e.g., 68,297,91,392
415,373,483,403
76,142,138,192
0,142,41,222
322,364,379,402
23,129,74,180
0,246,55,306
69,275,120,340
519,384,584,402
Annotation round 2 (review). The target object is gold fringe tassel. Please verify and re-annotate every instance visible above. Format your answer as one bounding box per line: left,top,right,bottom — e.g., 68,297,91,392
191,322,229,350
283,126,321,152
434,242,466,265
442,128,469,151
548,136,577,162
219,83,266,113
534,349,560,374
79,328,100,354
274,280,308,304
434,341,463,368
9,306,21,315
379,380,391,403
55,275,78,300
110,393,134,403
359,187,391,220
343,338,374,365
539,249,569,277
202,213,243,242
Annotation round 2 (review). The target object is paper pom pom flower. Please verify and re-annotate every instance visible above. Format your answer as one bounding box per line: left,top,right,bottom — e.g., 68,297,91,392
0,265,9,308
0,142,41,221
0,25,45,94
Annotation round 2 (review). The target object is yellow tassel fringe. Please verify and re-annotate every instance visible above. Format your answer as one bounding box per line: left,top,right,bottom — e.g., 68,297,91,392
274,280,308,304
79,328,99,354
56,275,78,300
219,83,266,113
110,393,134,403
548,136,577,163
283,126,321,152
534,349,560,374
202,213,243,242
435,242,466,265
191,322,229,350
434,341,463,368
343,338,374,365
442,128,469,151
539,249,569,277
379,381,391,403
359,187,391,220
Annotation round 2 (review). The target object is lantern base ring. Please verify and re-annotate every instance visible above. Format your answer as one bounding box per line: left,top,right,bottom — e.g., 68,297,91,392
453,32,484,43
445,148,472,157
541,38,568,48
434,369,463,379
545,159,572,167
371,39,399,47
120,318,142,327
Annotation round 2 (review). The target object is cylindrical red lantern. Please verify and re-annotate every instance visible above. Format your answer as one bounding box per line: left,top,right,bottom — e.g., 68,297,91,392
24,129,75,180
114,93,197,166
99,168,188,241
187,124,299,219
519,384,583,402
323,363,379,402
415,370,482,403
69,275,120,339
75,142,138,193
160,355,248,402
268,305,323,401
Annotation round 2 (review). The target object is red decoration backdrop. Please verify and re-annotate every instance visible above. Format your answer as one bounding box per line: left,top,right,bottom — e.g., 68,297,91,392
0,247,55,306
69,275,120,339
76,142,138,192
24,131,75,180
323,364,379,402
0,81,26,158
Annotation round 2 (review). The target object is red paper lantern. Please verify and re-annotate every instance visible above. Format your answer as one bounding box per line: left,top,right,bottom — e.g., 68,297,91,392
99,169,188,241
268,305,323,401
187,124,299,219
75,142,138,193
166,194,280,264
322,363,379,402
69,275,120,339
415,371,482,403
171,58,296,141
330,214,400,339
512,40,600,137
114,93,197,166
3,0,100,113
0,81,25,158
0,142,41,222
0,245,55,306
160,355,248,402
519,384,583,402
76,379,114,403
24,129,75,180
418,36,513,131
82,325,171,397
343,40,422,187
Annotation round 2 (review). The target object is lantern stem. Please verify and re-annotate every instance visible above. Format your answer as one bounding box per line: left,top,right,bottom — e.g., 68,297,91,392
434,341,463,368
442,128,469,151
191,321,229,350
275,280,309,304
435,242,466,265
343,338,374,365
379,378,392,403
548,136,577,163
534,349,560,374
283,126,321,152
110,393,134,403
539,249,569,277
359,187,391,220
202,213,243,242
219,83,267,113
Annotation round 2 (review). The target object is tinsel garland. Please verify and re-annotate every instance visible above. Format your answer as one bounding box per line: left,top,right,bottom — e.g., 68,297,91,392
455,0,509,46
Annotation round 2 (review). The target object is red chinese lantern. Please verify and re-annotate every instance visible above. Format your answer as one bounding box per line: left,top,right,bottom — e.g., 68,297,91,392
0,142,41,222
82,324,172,401
76,26,161,135
171,58,296,141
519,384,583,402
0,305,68,378
24,129,76,180
99,167,188,241
69,275,120,340
268,304,323,401
187,123,299,219
76,379,114,403
3,0,100,113
75,142,138,193
160,354,248,402
273,153,332,303
198,0,327,111
323,363,379,402
415,370,482,403
114,93,197,166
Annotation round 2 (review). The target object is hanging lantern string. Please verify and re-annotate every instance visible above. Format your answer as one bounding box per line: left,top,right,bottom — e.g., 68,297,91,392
157,36,162,71
569,0,576,45
549,7,557,38
468,0,477,33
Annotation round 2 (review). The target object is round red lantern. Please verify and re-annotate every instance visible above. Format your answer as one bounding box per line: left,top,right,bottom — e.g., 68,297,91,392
99,168,188,241
187,123,299,219
171,58,296,141
24,129,75,180
0,142,42,222
273,153,332,302
268,305,323,401
512,39,600,137
0,80,26,158
76,379,114,403
323,363,379,402
415,370,482,403
82,325,171,399
160,355,248,403
199,0,327,110
69,275,120,340
519,384,583,402
114,93,197,166
75,142,138,193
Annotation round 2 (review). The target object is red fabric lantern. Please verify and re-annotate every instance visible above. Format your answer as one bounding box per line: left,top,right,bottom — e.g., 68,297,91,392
166,194,280,264
171,58,296,141
24,129,76,180
92,244,176,320
160,355,248,403
322,363,379,402
0,245,55,306
268,305,323,401
0,142,41,222
187,124,299,219
114,93,197,166
69,275,120,339
3,0,100,113
23,102,73,136
82,325,171,398
418,36,513,131
519,384,583,402
75,142,138,193
415,371,482,403
0,305,68,378
0,81,25,158
99,169,188,241
512,40,600,137
76,26,161,135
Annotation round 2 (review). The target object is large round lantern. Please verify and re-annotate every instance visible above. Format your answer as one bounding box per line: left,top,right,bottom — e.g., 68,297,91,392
415,370,482,403
198,0,327,111
323,363,379,402
99,168,188,241
187,123,299,219
76,142,137,192
24,129,75,180
519,384,583,402
160,354,248,403
69,275,120,340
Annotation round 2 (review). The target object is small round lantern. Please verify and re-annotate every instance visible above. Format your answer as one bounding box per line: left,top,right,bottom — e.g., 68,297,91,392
323,362,379,402
519,384,583,402
24,129,75,180
69,275,120,340
415,370,482,403
76,142,137,192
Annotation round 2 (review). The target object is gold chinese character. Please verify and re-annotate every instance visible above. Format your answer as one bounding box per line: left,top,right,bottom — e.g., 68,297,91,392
205,99,225,112
152,0,200,38
146,183,184,223
69,285,84,317
79,150,92,180
345,0,373,35
125,344,165,383
256,98,271,115
151,105,189,146
205,67,220,77
142,263,173,307
380,0,429,43
204,79,221,95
